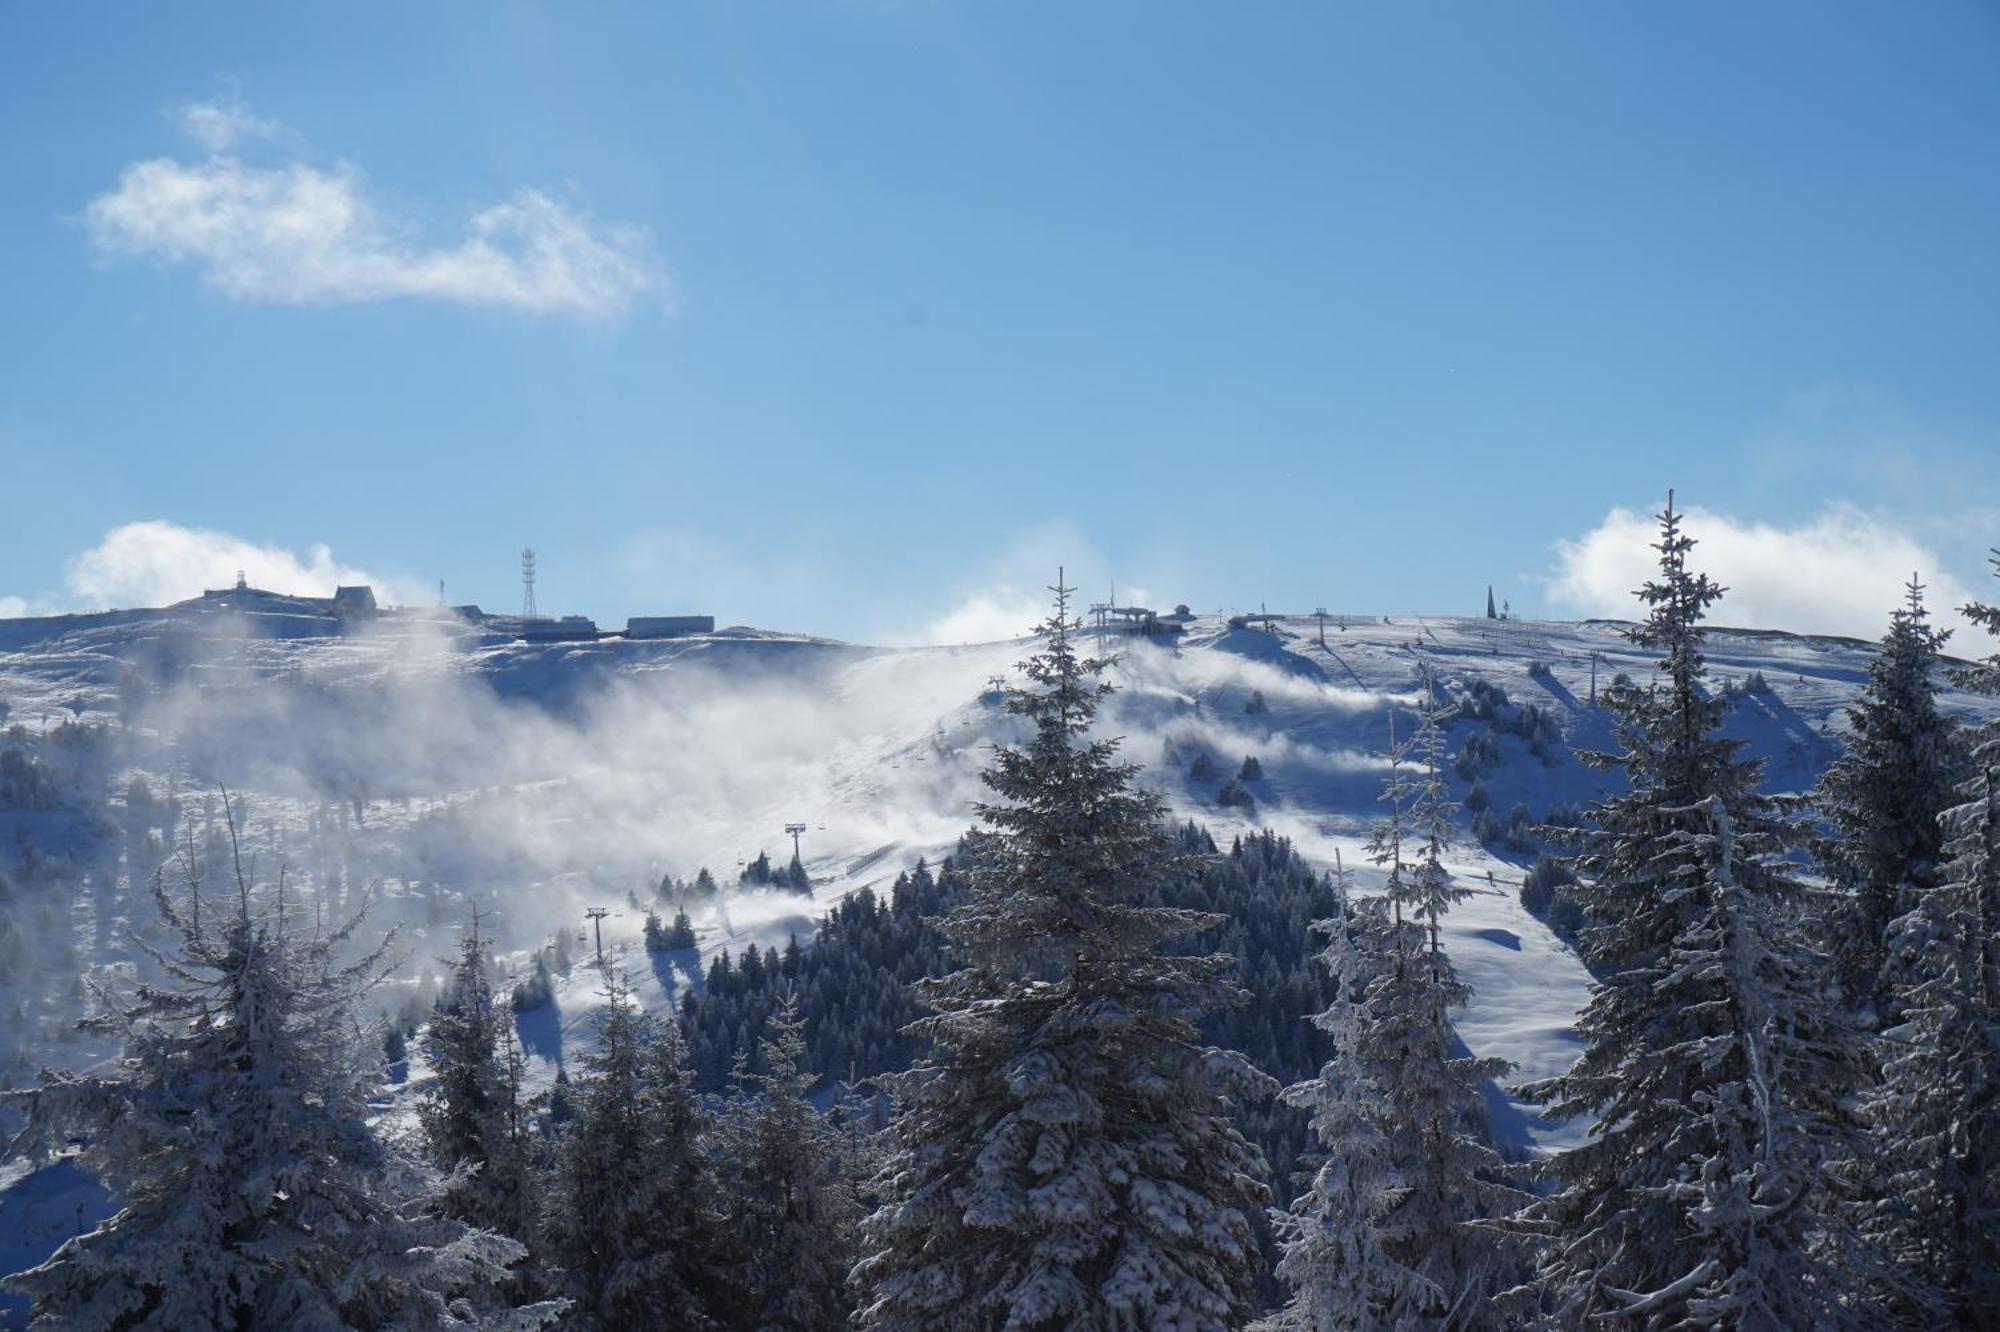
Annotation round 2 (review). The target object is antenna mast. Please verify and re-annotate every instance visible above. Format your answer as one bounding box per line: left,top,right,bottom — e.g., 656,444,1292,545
521,547,538,619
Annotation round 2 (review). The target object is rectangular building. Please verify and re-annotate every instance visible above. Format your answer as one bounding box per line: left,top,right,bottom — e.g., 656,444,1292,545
627,615,715,639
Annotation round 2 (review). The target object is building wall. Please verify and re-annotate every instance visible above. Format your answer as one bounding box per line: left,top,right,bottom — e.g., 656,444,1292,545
626,615,715,638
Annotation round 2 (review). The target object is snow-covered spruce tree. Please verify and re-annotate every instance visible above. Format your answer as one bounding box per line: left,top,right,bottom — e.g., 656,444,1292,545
1257,851,1438,1330
3,829,562,1330
1515,494,1871,1328
711,996,863,1332
1860,553,2000,1323
543,967,722,1332
1359,677,1521,1325
421,911,534,1244
1813,575,1961,996
853,573,1276,1332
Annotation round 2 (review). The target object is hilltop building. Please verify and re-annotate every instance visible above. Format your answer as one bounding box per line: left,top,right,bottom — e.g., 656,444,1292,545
520,615,600,642
627,615,715,639
332,585,378,617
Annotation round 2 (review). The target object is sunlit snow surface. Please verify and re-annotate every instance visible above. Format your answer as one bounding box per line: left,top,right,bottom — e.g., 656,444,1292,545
2,605,1996,1306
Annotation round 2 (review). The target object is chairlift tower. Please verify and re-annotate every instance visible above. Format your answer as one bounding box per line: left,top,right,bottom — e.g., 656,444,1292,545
784,822,808,861
521,547,538,620
583,906,609,967
1313,607,1328,646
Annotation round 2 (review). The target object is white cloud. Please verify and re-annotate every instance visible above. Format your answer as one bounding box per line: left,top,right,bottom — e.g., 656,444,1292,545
61,520,401,610
921,587,1049,645
177,97,283,153
898,520,1160,646
86,100,661,320
0,597,26,619
1549,501,1996,652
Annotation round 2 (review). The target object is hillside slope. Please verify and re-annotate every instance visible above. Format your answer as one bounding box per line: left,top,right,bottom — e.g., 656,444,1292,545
0,603,1994,1317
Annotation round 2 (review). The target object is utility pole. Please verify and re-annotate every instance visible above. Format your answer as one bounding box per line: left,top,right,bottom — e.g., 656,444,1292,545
584,907,609,967
785,822,808,861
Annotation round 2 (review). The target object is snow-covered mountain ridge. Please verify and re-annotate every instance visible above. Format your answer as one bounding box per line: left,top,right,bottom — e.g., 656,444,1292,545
1,597,1996,1323
1,601,1995,1298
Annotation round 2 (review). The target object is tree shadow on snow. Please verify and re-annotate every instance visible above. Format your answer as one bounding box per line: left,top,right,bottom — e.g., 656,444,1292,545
1450,1027,1546,1161
514,998,564,1066
1530,671,1581,712
649,948,698,1003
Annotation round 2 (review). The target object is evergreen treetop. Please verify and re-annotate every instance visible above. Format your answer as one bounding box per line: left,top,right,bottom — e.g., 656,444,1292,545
1815,575,1960,992
854,572,1275,1332
5,819,559,1330
1517,493,1869,1327
1859,551,2000,1322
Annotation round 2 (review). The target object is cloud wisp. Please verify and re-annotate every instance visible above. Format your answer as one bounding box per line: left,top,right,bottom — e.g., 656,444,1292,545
84,100,661,321
902,519,1156,647
1549,500,1996,652
58,519,402,612
176,96,285,154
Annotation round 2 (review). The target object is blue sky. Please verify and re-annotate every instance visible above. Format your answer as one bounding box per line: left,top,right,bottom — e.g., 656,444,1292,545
3,2,1998,644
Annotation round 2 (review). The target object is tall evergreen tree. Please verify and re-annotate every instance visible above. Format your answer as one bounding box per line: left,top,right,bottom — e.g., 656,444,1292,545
853,573,1275,1332
1861,552,2000,1323
4,843,560,1330
544,969,722,1332
1358,677,1520,1324
1814,575,1960,994
712,997,863,1332
421,911,534,1244
1515,493,1869,1327
1259,853,1437,1330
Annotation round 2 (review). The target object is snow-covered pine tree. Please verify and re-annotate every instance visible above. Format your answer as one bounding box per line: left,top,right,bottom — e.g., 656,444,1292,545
1814,575,1961,995
852,572,1276,1332
711,996,863,1332
1860,552,2000,1323
543,967,722,1331
1359,675,1521,1325
1515,493,1871,1328
421,911,534,1244
1258,851,1439,1330
3,825,562,1330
